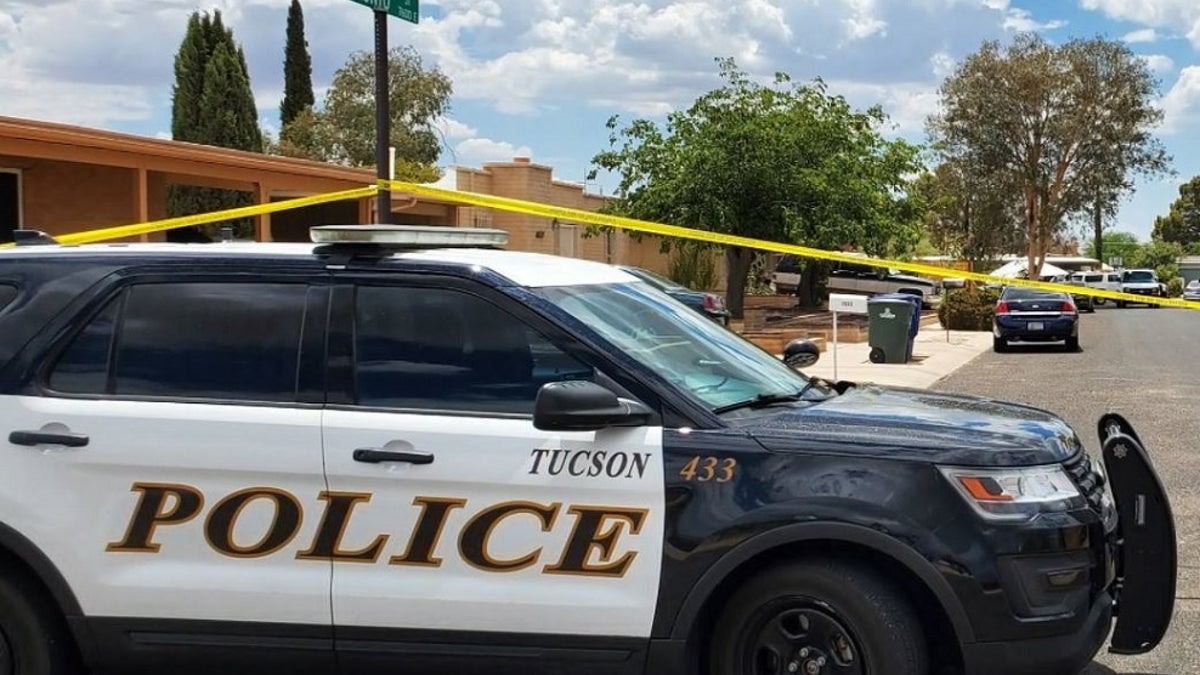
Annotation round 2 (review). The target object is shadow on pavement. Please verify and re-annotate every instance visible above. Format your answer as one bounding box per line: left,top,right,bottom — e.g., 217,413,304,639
999,342,1082,354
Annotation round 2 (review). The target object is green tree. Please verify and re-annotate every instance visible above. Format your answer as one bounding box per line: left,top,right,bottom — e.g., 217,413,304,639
1151,176,1200,248
275,45,450,181
928,33,1171,279
590,58,925,316
1084,231,1140,264
167,10,263,241
913,158,1022,272
281,0,315,127
1129,239,1185,282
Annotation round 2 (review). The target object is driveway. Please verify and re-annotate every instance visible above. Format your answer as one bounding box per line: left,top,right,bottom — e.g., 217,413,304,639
934,305,1200,675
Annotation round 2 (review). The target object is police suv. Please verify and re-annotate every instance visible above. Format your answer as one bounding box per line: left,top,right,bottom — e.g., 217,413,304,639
0,225,1176,675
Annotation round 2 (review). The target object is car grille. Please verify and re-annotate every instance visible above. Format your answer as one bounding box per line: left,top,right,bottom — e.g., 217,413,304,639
1063,451,1105,513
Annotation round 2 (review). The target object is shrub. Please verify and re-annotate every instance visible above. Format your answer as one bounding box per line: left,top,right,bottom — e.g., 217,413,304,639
1168,277,1184,297
937,286,1001,331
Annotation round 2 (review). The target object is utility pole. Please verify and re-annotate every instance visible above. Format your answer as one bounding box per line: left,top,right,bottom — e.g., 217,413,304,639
374,7,391,223
1093,194,1103,266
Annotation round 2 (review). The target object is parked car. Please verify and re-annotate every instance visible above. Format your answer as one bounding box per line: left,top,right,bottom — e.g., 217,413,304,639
1065,281,1096,312
771,253,942,308
617,265,730,325
1118,269,1165,307
1184,279,1200,302
993,286,1080,352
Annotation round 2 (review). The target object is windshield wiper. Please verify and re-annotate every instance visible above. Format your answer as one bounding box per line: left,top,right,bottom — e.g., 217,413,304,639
712,377,840,415
712,391,805,415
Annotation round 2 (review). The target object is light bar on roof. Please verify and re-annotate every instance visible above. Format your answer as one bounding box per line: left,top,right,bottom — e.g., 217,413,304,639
310,224,509,248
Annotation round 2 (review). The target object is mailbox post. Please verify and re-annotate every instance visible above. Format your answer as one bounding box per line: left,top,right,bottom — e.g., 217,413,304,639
827,293,869,380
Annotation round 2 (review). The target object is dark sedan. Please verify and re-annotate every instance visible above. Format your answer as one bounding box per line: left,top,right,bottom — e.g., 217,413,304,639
993,286,1080,352
618,265,731,325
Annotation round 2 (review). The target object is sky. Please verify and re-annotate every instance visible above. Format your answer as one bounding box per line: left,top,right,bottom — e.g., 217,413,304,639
2,0,1200,242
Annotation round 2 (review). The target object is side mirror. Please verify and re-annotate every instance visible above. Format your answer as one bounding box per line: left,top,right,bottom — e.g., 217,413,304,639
783,338,820,368
533,380,653,432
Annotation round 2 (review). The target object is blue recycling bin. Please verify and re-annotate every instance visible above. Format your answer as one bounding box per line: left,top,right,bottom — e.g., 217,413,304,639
867,293,922,363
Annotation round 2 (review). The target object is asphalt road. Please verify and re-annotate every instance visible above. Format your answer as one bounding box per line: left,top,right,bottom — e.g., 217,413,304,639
934,302,1200,675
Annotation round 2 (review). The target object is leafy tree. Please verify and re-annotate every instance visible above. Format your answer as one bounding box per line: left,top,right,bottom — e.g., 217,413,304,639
275,45,450,181
167,10,263,241
1084,231,1140,264
1151,176,1200,248
1129,239,1184,282
590,58,925,316
913,159,1022,272
281,0,315,127
928,33,1171,279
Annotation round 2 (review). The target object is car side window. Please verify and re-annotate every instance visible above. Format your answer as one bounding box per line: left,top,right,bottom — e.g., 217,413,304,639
47,282,309,403
353,285,592,415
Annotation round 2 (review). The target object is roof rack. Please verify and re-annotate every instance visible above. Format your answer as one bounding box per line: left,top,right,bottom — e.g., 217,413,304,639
309,224,509,248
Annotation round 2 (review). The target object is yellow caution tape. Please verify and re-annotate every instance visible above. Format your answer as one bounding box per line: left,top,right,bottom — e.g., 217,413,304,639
1,187,378,248
5,176,1196,312
382,179,1200,312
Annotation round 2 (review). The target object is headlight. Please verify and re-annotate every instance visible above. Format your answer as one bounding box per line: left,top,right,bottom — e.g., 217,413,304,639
938,465,1086,522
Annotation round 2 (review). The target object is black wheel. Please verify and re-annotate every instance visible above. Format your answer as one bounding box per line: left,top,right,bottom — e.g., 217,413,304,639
868,347,885,363
992,336,1007,353
1066,336,1080,352
709,560,928,675
0,566,82,675
1116,300,1126,308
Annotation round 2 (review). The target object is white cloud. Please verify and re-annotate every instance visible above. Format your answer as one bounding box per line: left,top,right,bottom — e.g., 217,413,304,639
930,50,956,78
453,137,534,166
1002,8,1066,32
1080,0,1200,47
1160,65,1200,133
827,80,942,135
1123,28,1158,43
1141,54,1175,73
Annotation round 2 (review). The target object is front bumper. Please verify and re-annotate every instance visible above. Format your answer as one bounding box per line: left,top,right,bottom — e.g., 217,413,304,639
951,414,1175,671
963,592,1113,675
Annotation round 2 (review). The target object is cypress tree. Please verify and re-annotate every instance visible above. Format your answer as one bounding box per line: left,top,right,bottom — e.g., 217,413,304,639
167,9,261,241
281,0,315,127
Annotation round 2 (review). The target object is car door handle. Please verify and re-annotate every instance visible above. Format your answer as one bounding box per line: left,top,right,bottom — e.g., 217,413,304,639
9,430,89,448
353,448,434,465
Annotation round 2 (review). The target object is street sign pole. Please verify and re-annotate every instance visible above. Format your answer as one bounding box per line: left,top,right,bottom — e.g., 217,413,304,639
374,7,390,224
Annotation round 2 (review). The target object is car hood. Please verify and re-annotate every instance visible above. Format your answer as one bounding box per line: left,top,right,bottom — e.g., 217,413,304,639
743,384,1083,467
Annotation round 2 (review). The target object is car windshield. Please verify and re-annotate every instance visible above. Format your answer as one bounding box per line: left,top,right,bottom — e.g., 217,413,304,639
531,281,830,413
1126,271,1155,282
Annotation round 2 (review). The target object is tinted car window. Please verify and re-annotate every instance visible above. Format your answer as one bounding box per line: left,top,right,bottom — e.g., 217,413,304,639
354,286,591,414
0,284,16,313
109,283,308,402
1001,287,1064,300
49,282,308,401
48,295,121,394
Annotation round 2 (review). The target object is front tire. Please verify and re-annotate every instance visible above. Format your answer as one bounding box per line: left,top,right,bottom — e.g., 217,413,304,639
0,566,83,675
709,560,929,675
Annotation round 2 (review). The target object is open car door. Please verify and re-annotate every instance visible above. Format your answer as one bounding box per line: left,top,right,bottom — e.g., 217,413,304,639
1099,413,1177,655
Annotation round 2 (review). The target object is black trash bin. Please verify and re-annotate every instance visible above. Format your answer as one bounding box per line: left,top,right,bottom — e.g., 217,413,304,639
867,293,921,363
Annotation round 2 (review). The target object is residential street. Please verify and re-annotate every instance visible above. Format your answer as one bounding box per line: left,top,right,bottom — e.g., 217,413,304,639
934,304,1200,675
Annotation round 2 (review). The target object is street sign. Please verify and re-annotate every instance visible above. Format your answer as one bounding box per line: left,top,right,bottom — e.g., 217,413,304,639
347,0,418,23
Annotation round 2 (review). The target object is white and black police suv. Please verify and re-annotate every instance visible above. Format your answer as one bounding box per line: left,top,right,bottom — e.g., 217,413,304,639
0,225,1176,675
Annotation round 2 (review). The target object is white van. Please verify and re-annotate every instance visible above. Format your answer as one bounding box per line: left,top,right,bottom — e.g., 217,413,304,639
1069,271,1121,305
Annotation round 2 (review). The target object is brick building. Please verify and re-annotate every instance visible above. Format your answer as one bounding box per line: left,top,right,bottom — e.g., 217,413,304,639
0,115,673,277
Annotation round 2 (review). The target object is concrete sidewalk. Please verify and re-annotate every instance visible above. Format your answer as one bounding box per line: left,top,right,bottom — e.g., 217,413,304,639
796,325,994,390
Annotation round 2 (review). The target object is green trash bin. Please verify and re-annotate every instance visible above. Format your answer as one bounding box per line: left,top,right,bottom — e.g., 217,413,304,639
867,296,918,363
